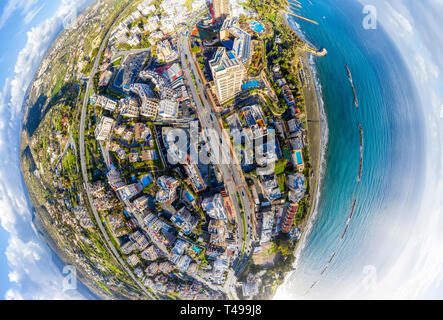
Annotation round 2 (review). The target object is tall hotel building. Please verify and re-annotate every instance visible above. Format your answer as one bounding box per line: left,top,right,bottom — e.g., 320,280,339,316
209,47,245,104
212,0,230,20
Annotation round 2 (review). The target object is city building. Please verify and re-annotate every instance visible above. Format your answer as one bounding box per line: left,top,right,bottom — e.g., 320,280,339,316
94,116,115,141
127,254,141,266
239,104,268,139
242,282,259,298
132,195,149,211
169,239,187,264
212,0,230,20
170,207,199,235
208,219,225,235
134,123,151,140
144,15,159,33
140,149,157,161
184,161,207,193
156,176,179,203
209,47,246,104
121,241,137,254
141,245,160,261
202,193,227,220
177,255,192,273
288,173,306,204
281,203,298,233
259,209,274,245
145,262,160,276
210,256,229,285
137,0,156,16
130,83,159,118
118,183,142,201
143,212,169,252
158,99,179,118
129,231,149,250
162,126,187,164
220,19,251,64
260,174,282,202
156,40,178,62
99,70,113,87
119,96,140,118
187,262,198,276
158,261,175,274
107,168,125,191
95,95,118,112
72,206,94,229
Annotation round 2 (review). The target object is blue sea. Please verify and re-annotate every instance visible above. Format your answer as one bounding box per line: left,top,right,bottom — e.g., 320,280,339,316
277,0,427,298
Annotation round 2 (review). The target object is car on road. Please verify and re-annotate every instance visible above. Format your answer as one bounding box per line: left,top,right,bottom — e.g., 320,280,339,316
210,114,214,121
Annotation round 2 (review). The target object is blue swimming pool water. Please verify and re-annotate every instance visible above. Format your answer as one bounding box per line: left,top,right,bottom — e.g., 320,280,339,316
185,192,195,202
296,151,302,165
249,20,265,33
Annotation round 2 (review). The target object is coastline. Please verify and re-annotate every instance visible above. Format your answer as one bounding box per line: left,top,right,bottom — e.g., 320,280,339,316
299,51,322,235
280,15,324,232
270,12,327,299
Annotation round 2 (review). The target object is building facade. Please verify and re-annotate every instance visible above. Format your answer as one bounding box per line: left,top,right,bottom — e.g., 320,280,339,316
209,47,245,104
212,0,230,20
94,116,115,141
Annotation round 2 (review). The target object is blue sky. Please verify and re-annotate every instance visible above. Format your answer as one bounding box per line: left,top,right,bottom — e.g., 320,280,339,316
0,0,58,299
357,0,443,299
0,1,56,89
0,0,90,300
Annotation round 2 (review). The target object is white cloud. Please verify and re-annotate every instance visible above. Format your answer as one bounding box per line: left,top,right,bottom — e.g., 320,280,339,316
348,0,443,299
0,0,39,30
0,0,92,300
277,0,443,300
384,2,414,36
24,5,44,25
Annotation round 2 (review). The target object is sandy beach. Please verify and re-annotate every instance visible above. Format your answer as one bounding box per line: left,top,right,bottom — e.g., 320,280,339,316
280,14,323,227
300,51,322,232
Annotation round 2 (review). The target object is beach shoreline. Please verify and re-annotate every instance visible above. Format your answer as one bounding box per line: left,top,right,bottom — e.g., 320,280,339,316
280,9,324,259
299,50,322,237
268,12,327,299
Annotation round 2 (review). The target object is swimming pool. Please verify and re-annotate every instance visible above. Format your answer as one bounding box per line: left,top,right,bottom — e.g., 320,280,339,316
185,192,195,202
249,20,265,34
295,151,303,164
242,80,264,90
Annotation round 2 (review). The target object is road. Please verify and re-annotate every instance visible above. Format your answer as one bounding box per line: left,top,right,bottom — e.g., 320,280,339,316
78,2,155,300
178,14,255,295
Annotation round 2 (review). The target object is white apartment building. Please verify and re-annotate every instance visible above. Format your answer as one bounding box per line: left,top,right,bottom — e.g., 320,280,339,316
201,193,227,220
209,47,245,104
212,0,230,20
94,116,115,141
144,15,159,33
96,95,117,112
158,99,179,118
138,0,156,16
